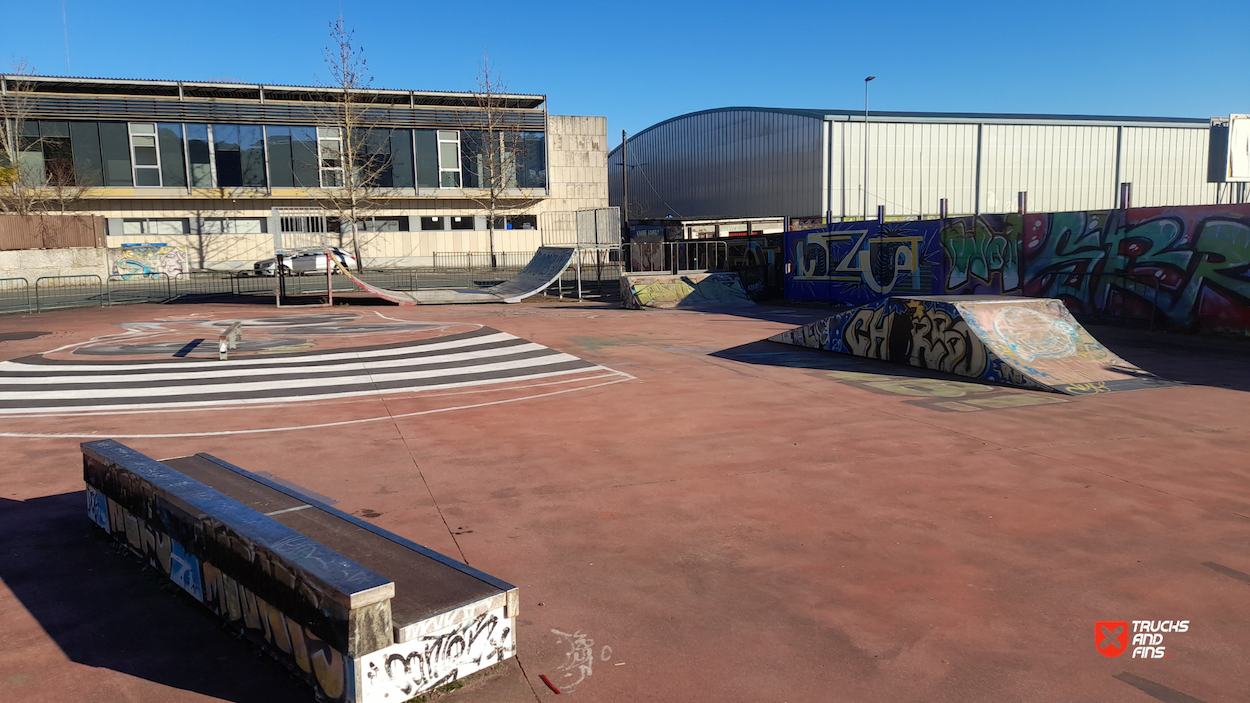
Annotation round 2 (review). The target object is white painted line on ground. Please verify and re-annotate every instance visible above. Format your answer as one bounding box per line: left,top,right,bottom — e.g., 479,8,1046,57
0,375,634,438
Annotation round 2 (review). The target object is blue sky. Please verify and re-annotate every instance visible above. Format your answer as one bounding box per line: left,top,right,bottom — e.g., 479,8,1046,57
5,0,1248,138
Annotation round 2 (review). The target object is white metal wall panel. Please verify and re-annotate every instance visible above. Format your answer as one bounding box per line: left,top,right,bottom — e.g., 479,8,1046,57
981,124,1118,213
1121,127,1219,206
858,121,979,219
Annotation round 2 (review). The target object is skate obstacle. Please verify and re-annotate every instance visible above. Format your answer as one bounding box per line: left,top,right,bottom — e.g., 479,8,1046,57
83,440,517,702
770,295,1173,395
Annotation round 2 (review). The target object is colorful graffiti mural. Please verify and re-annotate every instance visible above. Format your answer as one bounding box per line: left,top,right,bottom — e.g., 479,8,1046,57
108,245,188,279
783,204,1250,331
1021,206,1250,331
785,220,941,305
770,296,1174,394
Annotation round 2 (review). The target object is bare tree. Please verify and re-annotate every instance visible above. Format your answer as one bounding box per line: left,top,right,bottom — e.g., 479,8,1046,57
461,54,544,268
309,18,391,271
1,63,89,216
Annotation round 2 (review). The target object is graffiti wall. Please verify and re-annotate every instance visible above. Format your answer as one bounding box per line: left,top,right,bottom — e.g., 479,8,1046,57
783,204,1250,331
786,220,943,305
1020,205,1250,331
108,245,188,278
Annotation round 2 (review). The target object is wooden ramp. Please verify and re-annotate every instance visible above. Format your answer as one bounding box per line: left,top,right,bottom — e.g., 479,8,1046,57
769,295,1175,395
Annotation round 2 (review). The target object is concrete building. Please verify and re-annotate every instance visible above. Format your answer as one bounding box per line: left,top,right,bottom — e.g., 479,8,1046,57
1,75,608,269
609,107,1247,226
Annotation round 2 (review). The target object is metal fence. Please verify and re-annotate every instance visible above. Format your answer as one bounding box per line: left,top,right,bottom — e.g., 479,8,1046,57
107,273,174,305
623,241,730,273
34,275,105,311
1,247,626,313
432,251,536,269
0,278,31,314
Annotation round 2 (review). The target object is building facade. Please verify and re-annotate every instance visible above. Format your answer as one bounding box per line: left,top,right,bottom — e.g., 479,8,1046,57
1,75,608,269
609,107,1247,224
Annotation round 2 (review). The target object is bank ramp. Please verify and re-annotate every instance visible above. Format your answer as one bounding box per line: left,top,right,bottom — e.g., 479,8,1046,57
769,295,1172,395
334,246,575,305
621,272,756,309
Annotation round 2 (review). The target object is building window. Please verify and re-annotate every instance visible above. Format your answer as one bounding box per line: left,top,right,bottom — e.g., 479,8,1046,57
120,218,190,235
266,126,320,188
211,124,266,188
185,124,213,187
437,131,461,188
420,216,444,231
200,218,268,234
450,216,474,230
318,127,344,187
129,123,162,187
359,216,409,232
489,214,538,230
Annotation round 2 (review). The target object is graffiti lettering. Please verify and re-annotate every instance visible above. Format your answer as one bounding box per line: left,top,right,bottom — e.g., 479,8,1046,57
842,301,987,377
941,216,1020,292
361,608,515,700
784,204,1250,333
551,628,609,691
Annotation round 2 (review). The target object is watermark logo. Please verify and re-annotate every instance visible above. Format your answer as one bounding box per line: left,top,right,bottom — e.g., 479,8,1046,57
1096,621,1129,658
1096,621,1189,658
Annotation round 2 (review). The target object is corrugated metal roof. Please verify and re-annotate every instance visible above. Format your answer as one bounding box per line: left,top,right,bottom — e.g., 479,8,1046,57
614,106,1211,155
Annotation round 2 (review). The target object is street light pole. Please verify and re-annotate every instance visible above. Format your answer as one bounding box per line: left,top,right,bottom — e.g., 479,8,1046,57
864,76,875,221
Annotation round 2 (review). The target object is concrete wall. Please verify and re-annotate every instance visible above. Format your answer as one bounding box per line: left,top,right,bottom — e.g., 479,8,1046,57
0,247,109,282
540,115,610,214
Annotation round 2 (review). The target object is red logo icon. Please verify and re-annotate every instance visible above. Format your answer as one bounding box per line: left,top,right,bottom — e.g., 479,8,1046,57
1096,621,1129,657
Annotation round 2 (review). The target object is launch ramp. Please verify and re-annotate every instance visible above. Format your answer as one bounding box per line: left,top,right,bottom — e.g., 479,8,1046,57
334,246,576,305
769,295,1173,395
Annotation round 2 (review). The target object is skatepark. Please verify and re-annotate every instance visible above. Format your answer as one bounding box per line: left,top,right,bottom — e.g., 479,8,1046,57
1,290,1249,703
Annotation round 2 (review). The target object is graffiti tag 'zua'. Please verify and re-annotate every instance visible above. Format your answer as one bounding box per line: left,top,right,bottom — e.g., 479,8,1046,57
360,607,515,700
843,300,988,377
795,229,924,294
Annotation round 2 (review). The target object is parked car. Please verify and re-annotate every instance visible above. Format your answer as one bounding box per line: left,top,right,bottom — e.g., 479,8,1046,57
253,247,357,275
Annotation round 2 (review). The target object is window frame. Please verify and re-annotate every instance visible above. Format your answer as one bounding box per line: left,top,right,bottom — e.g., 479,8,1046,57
128,123,163,187
318,126,344,188
437,130,461,188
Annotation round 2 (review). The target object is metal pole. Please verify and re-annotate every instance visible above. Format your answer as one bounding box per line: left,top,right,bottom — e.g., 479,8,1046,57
274,253,284,307
863,76,875,221
576,245,583,300
1018,191,1027,215
621,130,629,240
326,249,333,307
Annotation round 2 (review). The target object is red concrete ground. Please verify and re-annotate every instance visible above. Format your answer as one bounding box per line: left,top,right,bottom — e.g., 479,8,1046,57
1,299,1248,703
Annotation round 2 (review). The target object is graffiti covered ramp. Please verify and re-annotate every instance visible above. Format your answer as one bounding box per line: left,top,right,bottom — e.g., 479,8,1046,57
621,272,756,309
335,247,576,305
769,295,1174,395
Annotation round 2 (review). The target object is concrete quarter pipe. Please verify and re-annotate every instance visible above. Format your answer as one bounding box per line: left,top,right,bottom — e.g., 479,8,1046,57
333,247,576,305
770,295,1174,395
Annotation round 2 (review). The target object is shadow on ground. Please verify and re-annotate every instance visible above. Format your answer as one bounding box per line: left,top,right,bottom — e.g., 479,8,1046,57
0,492,305,703
1079,324,1250,393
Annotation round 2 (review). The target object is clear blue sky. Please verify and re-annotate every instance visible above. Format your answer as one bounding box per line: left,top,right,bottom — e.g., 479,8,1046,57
6,0,1249,138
